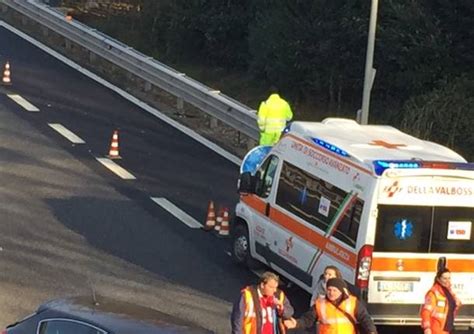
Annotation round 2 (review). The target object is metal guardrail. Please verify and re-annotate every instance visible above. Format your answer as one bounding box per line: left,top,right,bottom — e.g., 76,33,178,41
2,0,260,140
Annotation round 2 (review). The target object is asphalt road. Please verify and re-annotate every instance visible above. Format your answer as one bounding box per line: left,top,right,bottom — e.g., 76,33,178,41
0,24,261,333
0,24,428,334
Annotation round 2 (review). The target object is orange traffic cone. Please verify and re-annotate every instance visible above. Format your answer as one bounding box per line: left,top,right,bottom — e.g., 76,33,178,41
218,208,230,237
2,62,11,85
214,208,223,233
107,130,121,159
203,201,216,231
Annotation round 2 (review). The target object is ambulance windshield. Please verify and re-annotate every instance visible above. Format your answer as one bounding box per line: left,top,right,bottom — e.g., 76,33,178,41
374,205,474,253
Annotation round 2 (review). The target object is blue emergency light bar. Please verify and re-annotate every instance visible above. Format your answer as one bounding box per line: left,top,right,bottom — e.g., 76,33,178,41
312,138,349,157
373,160,474,176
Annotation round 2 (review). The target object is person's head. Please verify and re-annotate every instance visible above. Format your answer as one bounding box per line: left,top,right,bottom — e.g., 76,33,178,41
435,268,451,288
258,272,280,297
325,278,347,302
323,265,343,283
268,85,280,96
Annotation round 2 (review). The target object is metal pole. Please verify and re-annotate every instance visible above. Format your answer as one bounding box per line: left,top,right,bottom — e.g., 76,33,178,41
360,0,379,125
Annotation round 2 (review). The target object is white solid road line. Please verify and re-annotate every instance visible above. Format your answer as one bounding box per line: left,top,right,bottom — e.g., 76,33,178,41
7,94,40,112
151,197,202,229
48,123,85,144
96,157,136,180
0,21,242,166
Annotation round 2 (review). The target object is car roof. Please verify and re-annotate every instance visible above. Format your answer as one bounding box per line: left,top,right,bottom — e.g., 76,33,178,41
37,296,212,334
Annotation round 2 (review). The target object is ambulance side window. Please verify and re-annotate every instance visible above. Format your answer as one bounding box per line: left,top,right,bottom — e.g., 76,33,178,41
276,161,361,247
255,155,279,198
333,199,363,248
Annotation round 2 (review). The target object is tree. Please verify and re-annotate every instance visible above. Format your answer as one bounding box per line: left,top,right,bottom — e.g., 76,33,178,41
374,0,451,103
162,0,252,68
248,0,368,112
400,76,474,160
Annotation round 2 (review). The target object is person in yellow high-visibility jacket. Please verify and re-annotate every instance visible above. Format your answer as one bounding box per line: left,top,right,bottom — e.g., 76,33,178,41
257,89,293,146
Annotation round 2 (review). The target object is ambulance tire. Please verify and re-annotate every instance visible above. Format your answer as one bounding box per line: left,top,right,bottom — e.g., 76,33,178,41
232,224,259,269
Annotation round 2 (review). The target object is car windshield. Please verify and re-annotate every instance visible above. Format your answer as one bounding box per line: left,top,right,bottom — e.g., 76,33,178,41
374,205,474,253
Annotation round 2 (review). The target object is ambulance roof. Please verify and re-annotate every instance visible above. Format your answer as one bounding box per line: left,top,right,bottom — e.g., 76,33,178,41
288,118,467,163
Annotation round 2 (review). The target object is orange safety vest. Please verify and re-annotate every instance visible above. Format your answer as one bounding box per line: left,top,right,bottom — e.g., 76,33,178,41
420,283,460,334
241,286,286,334
315,295,358,334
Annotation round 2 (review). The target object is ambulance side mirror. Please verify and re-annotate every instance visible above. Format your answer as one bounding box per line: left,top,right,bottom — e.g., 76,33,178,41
238,172,255,194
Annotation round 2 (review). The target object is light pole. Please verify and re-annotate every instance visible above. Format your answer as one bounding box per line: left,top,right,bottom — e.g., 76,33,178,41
359,0,379,125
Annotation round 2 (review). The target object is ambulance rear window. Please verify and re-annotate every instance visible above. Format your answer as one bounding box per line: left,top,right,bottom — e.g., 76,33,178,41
374,205,474,253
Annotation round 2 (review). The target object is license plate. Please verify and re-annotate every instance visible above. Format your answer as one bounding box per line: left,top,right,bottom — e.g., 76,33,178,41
377,281,414,292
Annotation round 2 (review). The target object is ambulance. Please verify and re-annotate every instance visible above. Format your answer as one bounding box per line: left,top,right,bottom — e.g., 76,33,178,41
233,118,474,328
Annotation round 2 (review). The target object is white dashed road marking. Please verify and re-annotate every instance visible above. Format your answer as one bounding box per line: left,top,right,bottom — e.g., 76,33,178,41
0,21,242,166
7,94,40,112
96,158,136,180
151,197,202,229
48,123,85,144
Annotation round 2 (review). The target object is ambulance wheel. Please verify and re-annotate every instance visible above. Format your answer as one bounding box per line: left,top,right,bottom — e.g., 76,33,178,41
232,224,259,269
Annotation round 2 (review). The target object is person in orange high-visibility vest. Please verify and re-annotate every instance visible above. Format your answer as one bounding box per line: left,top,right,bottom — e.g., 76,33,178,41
257,88,293,146
284,278,377,334
231,271,294,334
421,268,461,334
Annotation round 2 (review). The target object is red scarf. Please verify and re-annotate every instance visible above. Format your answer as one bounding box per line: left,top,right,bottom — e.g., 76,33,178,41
259,295,276,334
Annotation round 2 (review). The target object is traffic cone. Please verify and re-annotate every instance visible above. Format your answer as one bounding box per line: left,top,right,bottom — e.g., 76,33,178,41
203,201,216,231
107,129,121,159
214,208,223,233
2,62,11,85
218,208,230,237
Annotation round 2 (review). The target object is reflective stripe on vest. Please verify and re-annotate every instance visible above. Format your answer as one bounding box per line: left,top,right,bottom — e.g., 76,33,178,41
316,296,357,334
241,287,286,334
421,284,451,332
257,117,287,133
243,289,257,334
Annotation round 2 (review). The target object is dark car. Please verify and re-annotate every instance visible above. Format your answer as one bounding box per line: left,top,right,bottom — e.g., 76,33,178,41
3,296,213,333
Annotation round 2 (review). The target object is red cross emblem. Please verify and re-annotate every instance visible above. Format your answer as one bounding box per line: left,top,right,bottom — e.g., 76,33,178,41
286,237,294,252
370,140,406,149
384,181,402,198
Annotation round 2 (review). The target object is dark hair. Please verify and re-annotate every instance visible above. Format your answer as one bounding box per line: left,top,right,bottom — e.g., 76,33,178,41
268,86,279,95
435,268,450,284
259,271,279,285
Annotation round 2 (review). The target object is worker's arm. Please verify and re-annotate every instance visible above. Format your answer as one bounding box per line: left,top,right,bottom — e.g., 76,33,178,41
420,291,435,334
294,308,317,329
280,293,294,319
355,300,377,334
257,102,267,131
231,293,245,334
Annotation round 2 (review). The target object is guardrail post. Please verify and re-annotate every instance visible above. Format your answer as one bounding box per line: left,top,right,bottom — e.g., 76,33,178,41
41,26,49,37
65,38,72,51
209,117,218,129
89,51,96,63
247,138,257,150
176,96,184,113
144,81,152,92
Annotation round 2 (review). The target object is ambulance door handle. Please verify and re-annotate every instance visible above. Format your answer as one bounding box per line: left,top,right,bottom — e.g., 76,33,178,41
265,203,271,217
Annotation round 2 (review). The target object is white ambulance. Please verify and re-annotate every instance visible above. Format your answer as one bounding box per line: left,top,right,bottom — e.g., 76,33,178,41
233,118,474,328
